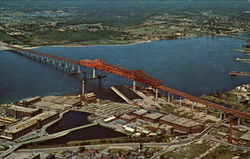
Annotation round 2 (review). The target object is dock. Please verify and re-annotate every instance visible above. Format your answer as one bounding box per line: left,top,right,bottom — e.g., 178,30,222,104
230,71,250,77
68,70,86,76
110,85,142,104
236,58,250,64
233,49,250,53
87,75,106,80
242,45,250,48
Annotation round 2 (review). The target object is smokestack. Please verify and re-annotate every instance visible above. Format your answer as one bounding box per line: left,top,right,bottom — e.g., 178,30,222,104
82,80,85,96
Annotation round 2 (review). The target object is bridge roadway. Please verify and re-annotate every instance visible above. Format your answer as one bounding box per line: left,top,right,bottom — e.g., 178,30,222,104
6,45,250,120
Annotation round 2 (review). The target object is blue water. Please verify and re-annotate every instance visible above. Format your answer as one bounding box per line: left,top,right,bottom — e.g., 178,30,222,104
0,36,250,104
46,111,90,134
40,125,127,146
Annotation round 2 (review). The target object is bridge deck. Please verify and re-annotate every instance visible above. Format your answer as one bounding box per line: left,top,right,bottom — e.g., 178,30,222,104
5,45,250,120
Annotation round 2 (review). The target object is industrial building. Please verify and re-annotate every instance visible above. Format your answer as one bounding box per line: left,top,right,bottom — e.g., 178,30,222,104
6,105,42,119
5,152,40,159
20,97,41,106
159,114,204,134
132,109,148,118
0,111,59,140
119,114,136,122
141,112,164,123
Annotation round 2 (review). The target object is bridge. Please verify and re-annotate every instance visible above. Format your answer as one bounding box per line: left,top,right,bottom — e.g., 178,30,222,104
5,45,250,120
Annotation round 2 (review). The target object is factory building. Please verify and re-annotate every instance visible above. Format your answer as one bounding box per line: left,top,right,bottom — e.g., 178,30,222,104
6,105,42,119
119,114,136,122
131,109,148,119
141,112,164,123
20,97,41,106
0,112,59,140
159,114,204,134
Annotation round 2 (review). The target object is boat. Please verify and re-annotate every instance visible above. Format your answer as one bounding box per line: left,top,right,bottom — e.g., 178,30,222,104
229,71,238,76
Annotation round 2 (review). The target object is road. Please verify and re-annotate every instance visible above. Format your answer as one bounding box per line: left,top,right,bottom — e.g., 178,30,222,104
0,123,97,158
16,122,216,157
150,120,223,159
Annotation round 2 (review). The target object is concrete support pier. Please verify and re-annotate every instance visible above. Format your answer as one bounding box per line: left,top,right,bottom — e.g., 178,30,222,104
179,97,182,106
192,102,195,109
92,69,96,78
168,93,170,103
220,113,224,120
133,81,136,91
78,65,81,73
155,88,158,100
82,80,85,97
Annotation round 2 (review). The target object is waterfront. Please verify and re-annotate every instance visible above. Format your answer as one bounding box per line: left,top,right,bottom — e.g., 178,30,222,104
0,36,250,104
40,125,127,146
46,111,91,134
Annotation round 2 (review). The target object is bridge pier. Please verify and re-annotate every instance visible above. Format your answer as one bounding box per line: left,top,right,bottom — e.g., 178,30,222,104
179,97,182,106
168,93,170,103
71,64,75,71
58,61,61,66
133,81,136,91
77,65,81,73
155,88,158,100
93,69,96,78
192,102,195,109
171,94,174,100
65,62,68,69
220,113,224,120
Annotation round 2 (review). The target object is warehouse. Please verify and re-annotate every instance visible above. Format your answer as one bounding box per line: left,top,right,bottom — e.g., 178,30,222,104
6,105,42,119
1,112,59,140
159,114,204,134
141,112,164,123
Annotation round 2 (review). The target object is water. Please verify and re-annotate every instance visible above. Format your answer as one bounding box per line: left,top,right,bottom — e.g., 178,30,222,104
40,125,127,146
46,111,90,134
0,36,250,103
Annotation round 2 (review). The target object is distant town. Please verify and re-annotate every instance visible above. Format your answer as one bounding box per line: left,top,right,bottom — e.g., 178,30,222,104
0,3,249,47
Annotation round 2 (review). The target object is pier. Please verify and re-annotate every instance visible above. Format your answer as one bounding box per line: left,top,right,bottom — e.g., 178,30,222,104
110,85,142,104
230,71,250,77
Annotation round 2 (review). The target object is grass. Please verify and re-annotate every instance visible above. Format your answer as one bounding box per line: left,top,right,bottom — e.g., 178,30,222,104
200,95,247,112
203,145,250,159
28,30,126,46
161,105,179,116
161,142,210,159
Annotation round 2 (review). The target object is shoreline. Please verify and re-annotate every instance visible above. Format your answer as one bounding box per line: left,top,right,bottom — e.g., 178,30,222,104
1,32,248,51
48,39,153,48
0,33,201,50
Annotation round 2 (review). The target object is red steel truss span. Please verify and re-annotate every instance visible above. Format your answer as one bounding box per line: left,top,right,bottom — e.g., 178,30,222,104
6,45,250,120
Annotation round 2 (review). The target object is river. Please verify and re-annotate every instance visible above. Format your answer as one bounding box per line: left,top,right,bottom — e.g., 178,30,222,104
0,36,249,103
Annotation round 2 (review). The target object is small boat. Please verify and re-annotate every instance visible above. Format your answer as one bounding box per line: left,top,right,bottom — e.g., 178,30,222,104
229,71,237,76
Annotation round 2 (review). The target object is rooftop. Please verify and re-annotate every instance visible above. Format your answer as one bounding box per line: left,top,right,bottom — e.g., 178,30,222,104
143,112,164,120
8,105,39,113
120,114,136,121
240,131,250,141
160,114,203,127
4,111,58,134
132,109,147,116
5,152,40,159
